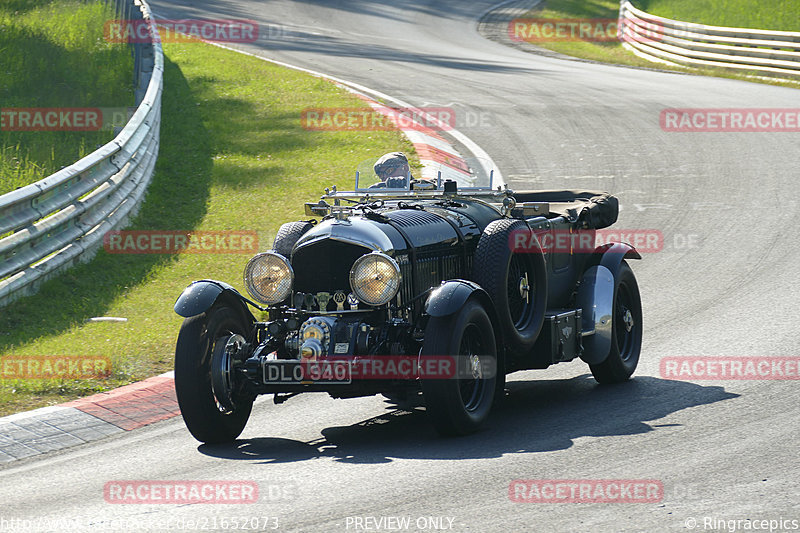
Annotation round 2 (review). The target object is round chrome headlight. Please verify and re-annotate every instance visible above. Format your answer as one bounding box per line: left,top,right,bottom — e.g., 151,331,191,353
243,252,293,305
349,252,401,306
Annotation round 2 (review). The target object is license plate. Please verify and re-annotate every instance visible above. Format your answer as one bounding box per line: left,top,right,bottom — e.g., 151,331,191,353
262,360,352,385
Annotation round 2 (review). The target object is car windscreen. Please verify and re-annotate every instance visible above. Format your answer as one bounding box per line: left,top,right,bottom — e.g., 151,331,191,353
352,157,496,191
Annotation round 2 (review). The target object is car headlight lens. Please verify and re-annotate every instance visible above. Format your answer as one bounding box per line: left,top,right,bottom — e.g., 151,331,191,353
243,252,293,305
349,252,401,306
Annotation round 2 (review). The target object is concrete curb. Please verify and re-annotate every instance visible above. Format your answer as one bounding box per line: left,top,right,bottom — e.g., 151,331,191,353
0,372,176,464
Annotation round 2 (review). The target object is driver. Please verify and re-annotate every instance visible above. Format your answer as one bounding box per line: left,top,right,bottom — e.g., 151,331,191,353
370,152,412,188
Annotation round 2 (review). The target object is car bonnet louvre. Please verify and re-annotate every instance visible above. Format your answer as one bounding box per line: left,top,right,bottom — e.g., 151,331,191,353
384,209,443,227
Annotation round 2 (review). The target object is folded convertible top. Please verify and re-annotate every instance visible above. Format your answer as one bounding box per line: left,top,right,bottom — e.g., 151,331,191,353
511,190,619,230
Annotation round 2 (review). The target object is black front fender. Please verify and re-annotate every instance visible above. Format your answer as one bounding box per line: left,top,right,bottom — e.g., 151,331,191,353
424,279,506,376
174,280,254,321
425,279,486,318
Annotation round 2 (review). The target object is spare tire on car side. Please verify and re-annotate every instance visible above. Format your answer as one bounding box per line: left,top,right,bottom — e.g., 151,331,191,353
273,221,315,258
472,218,547,357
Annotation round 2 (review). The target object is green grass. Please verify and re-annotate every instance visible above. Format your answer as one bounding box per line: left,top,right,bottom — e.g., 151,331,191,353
0,0,134,195
515,0,658,67
0,39,417,416
516,0,799,88
633,0,800,31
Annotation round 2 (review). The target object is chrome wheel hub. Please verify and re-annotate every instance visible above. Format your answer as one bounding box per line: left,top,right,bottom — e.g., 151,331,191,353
518,273,530,303
622,309,634,332
469,354,482,380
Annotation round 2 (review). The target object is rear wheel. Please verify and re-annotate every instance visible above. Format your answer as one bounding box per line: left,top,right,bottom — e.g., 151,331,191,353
174,305,254,443
590,261,642,384
421,299,498,436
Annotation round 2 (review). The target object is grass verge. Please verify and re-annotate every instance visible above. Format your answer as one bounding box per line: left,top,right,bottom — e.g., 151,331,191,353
633,0,800,31
0,39,417,416
513,0,799,88
0,0,134,195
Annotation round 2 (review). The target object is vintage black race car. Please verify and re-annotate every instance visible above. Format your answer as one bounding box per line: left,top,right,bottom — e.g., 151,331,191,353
173,166,642,443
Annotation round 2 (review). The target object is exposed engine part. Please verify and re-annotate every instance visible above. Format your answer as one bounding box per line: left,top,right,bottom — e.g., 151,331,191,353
356,323,372,354
299,316,338,360
284,331,300,356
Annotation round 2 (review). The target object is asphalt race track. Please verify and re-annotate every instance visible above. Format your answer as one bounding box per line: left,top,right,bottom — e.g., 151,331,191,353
1,1,798,531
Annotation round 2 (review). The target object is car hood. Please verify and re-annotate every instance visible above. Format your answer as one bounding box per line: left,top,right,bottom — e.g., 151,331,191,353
294,215,405,255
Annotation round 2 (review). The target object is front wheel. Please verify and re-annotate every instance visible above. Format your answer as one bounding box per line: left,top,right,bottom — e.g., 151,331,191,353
174,305,254,443
421,299,498,436
589,261,642,384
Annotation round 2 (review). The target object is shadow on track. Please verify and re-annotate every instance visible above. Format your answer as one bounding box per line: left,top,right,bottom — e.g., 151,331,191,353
197,375,739,464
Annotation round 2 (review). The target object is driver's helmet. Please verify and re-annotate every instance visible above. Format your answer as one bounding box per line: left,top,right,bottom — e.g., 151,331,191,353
373,152,411,182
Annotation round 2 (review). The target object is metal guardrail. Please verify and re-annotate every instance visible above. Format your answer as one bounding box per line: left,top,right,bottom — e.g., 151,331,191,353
619,0,800,79
0,0,162,308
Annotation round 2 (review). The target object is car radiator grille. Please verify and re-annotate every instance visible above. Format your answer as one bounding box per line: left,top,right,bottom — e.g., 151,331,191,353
398,251,463,314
